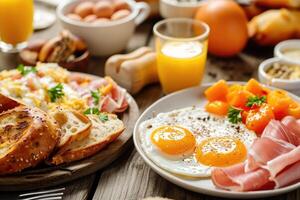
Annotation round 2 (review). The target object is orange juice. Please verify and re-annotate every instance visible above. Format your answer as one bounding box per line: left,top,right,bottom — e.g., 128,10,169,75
156,40,208,93
0,0,33,45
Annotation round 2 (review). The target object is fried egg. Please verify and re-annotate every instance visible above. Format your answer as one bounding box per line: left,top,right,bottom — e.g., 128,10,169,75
139,106,257,177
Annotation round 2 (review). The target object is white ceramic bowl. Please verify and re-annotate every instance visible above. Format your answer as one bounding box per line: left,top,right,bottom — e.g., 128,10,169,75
274,39,300,65
258,57,300,95
57,0,150,56
160,0,205,19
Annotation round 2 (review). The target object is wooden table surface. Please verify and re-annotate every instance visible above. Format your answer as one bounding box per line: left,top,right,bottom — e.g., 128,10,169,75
1,3,300,200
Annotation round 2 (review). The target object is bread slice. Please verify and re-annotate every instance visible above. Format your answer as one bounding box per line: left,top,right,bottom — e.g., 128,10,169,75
50,107,92,151
0,106,60,175
51,113,125,165
0,93,23,113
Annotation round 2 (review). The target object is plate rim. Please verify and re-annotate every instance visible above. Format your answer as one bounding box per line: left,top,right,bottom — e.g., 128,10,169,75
0,72,139,191
133,81,300,199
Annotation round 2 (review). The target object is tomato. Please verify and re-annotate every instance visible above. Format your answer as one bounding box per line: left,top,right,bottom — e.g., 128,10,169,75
245,79,268,96
288,101,300,119
227,90,254,110
246,103,275,135
241,110,248,124
267,90,292,120
204,80,229,102
205,101,229,116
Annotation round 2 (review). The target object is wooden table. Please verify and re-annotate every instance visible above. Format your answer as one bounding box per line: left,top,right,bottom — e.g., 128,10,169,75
1,4,300,200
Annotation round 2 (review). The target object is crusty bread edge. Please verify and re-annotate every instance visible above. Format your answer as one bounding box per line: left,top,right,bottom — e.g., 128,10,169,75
0,107,60,175
51,127,125,165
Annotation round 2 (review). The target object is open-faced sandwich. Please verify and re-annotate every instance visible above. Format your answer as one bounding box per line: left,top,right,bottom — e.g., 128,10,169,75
0,63,128,175
138,79,300,192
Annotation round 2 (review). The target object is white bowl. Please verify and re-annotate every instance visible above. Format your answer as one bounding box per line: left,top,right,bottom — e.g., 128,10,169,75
57,0,150,56
160,0,205,19
258,57,300,95
274,39,300,65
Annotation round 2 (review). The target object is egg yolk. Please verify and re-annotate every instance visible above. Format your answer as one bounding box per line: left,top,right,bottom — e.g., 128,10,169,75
151,125,196,156
196,137,247,167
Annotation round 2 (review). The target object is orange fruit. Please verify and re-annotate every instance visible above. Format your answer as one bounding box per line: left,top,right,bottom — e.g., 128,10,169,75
195,0,248,57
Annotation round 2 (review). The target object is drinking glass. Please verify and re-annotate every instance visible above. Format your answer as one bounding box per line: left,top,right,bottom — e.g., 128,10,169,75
153,18,209,94
0,0,34,52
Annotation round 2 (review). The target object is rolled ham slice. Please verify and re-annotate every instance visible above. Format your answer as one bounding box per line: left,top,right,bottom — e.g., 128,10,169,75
245,137,295,172
267,146,300,178
271,161,300,188
212,163,271,192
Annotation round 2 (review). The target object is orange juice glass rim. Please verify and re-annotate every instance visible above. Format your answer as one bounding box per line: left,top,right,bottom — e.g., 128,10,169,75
153,18,210,42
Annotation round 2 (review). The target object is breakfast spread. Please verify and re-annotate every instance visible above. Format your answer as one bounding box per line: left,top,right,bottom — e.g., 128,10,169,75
137,78,300,192
266,62,300,80
66,0,131,24
105,47,158,94
0,63,129,174
2,0,300,196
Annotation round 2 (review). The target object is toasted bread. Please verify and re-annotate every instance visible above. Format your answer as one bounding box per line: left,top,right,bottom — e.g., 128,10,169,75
51,113,124,165
50,107,91,151
0,93,23,113
0,106,60,175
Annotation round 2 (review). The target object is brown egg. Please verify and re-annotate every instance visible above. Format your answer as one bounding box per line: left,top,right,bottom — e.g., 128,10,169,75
113,0,130,11
93,1,114,18
111,9,130,20
83,14,97,23
66,13,82,21
92,18,110,24
74,1,94,18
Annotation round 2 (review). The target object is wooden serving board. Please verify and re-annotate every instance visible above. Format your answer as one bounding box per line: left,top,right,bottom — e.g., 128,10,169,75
0,73,139,191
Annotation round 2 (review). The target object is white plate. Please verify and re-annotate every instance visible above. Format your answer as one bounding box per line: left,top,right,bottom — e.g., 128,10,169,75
133,82,300,199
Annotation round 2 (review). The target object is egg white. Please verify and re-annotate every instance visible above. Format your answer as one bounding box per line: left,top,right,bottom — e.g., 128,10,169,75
139,106,257,177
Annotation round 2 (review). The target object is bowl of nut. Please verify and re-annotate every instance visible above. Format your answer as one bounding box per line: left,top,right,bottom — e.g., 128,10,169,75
57,0,150,56
258,57,300,94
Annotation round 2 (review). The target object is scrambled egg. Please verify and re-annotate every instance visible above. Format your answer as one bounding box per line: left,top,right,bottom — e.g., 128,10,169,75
0,63,87,112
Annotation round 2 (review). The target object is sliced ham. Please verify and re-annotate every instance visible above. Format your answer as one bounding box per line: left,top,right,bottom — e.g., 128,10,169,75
262,120,299,146
212,163,271,192
212,116,300,192
271,160,300,188
245,137,294,172
267,146,300,178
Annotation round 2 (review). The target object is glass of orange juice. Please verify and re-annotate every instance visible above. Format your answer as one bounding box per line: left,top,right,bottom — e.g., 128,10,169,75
154,18,209,94
0,0,33,52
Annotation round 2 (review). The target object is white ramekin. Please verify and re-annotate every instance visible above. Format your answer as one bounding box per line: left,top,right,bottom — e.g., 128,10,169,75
258,57,300,94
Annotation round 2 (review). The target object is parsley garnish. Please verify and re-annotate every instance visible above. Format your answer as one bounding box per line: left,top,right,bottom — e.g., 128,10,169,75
99,113,108,122
83,107,108,123
84,107,100,115
17,64,37,75
228,107,242,124
48,84,64,102
91,90,100,105
246,96,266,107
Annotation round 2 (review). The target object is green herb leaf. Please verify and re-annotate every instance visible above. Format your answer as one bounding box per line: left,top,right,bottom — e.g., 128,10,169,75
48,84,64,102
83,107,100,115
228,107,242,124
17,64,37,75
91,90,100,105
99,113,108,122
246,96,266,107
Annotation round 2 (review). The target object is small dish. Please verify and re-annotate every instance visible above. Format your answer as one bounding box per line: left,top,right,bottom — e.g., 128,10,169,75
160,0,205,19
274,39,300,65
57,0,150,56
258,57,300,94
